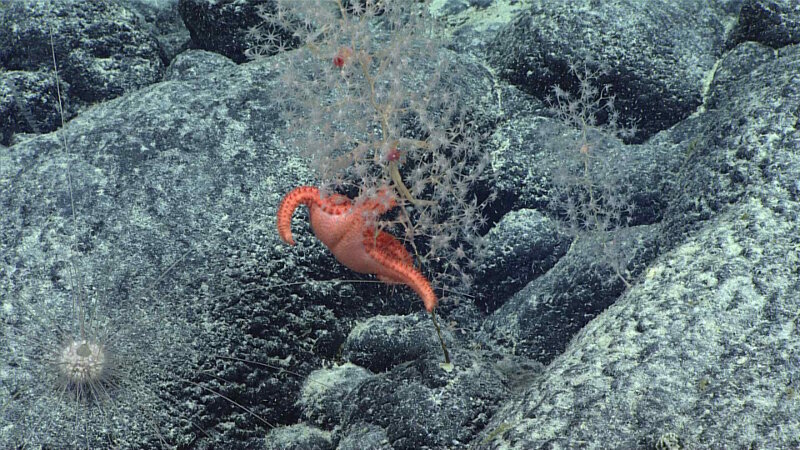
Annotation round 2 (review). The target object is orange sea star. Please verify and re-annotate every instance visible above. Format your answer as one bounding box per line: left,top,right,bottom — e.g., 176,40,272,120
277,186,438,312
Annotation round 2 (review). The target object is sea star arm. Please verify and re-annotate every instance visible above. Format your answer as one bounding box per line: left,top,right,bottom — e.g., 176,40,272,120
277,186,322,246
364,229,438,312
368,229,414,271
